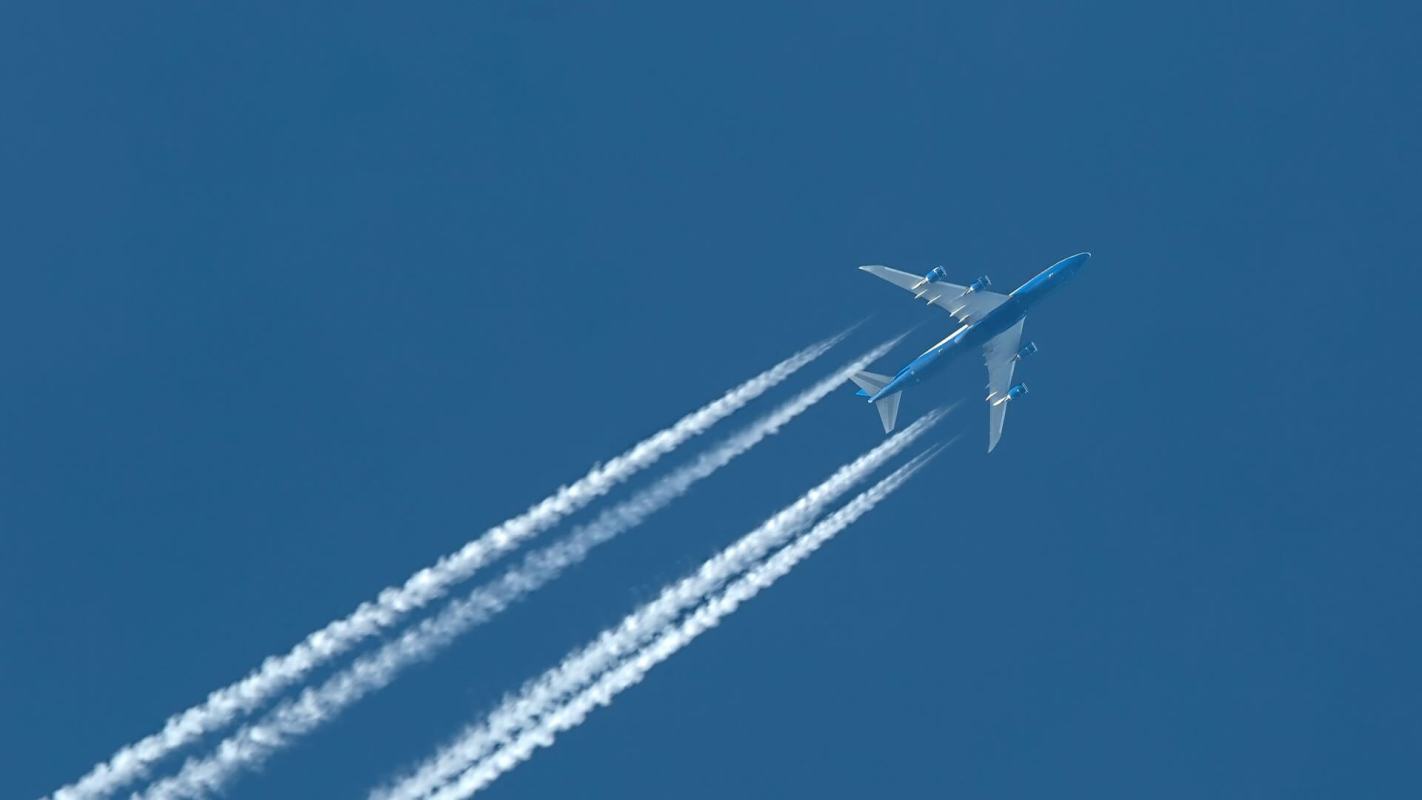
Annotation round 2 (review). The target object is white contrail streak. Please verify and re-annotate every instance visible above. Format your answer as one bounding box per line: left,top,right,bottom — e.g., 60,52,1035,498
129,340,903,800
373,417,950,800
45,333,845,800
420,447,943,800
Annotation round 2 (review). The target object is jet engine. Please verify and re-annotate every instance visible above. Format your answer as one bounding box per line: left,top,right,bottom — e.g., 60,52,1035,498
965,275,992,294
1013,341,1038,362
911,266,950,292
992,382,1030,406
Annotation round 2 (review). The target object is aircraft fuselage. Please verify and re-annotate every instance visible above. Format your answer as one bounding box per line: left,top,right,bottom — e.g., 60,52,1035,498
867,252,1090,402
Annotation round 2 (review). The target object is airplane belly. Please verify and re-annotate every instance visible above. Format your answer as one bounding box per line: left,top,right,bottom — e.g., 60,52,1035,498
908,338,965,383
963,305,1026,347
896,301,1026,391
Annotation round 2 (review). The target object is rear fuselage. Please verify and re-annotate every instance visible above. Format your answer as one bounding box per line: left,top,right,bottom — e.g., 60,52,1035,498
868,252,1089,401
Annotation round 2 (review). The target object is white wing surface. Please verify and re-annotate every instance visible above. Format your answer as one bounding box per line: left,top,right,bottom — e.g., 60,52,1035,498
859,265,1009,324
982,317,1026,452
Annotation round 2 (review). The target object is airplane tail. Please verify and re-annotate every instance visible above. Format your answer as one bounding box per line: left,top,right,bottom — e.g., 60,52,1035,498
848,370,903,433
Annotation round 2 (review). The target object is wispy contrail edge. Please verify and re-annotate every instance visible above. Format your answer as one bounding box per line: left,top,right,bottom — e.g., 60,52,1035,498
44,331,847,800
422,445,943,800
129,339,904,800
373,419,950,800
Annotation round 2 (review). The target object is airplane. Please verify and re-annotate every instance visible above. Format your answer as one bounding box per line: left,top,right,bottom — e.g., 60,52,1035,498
850,252,1090,452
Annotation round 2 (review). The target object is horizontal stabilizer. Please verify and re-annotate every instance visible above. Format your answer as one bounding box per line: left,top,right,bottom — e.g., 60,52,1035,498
875,391,903,433
849,370,893,396
848,370,902,432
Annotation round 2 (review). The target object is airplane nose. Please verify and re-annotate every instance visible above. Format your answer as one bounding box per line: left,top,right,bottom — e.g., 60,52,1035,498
1070,252,1091,272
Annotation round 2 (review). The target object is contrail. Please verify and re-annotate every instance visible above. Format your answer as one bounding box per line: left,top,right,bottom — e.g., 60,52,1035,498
128,340,904,800
44,333,846,800
417,446,943,800
373,417,951,800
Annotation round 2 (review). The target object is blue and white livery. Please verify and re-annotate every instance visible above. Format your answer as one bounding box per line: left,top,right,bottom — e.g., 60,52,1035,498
851,252,1090,452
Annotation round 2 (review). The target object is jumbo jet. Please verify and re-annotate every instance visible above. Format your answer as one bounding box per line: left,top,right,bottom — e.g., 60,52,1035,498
850,252,1090,452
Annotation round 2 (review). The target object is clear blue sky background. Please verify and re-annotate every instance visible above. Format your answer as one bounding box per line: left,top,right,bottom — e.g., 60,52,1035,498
3,2,1418,798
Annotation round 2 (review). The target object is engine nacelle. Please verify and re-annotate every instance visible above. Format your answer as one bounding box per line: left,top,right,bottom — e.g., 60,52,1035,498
911,266,948,292
1013,341,1038,362
984,383,1029,406
965,275,992,294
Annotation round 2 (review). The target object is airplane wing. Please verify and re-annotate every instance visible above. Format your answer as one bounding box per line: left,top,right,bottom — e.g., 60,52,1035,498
982,317,1026,452
859,265,1010,324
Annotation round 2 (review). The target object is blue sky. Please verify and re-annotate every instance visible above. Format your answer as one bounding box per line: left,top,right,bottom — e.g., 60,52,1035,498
3,1,1418,797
